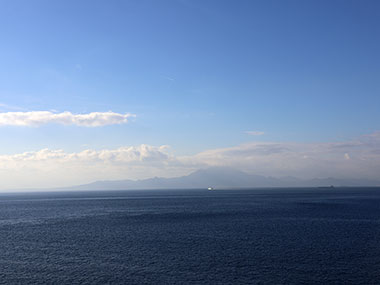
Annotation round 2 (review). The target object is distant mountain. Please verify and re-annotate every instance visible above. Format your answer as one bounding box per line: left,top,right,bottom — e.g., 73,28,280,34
61,167,380,191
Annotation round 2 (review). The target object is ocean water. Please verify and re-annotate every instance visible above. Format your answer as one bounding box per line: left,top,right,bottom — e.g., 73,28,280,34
0,188,380,284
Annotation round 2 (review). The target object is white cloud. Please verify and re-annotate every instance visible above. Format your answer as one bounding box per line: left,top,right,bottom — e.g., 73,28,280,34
179,132,380,179
0,145,184,189
162,76,175,81
0,111,135,127
245,131,265,136
0,132,380,189
0,145,170,164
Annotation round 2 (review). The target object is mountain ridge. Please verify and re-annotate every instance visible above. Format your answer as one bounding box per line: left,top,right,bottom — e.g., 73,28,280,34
61,167,380,191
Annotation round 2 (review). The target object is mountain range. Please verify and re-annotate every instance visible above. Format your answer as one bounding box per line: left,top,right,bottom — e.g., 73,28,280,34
62,167,380,191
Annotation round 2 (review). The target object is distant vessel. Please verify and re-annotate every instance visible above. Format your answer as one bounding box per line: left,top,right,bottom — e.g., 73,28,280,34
318,185,335,189
208,187,214,191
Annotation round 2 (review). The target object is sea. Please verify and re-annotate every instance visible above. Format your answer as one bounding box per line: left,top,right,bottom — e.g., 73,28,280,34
0,187,379,284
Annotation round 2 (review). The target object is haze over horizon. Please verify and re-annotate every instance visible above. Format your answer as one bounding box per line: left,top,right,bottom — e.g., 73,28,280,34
0,0,379,189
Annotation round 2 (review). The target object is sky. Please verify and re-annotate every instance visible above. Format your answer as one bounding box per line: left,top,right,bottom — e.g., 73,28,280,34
0,0,379,189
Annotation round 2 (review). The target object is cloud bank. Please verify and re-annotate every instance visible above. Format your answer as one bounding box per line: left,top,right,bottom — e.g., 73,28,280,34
0,111,135,127
183,132,380,179
0,132,380,189
0,145,180,189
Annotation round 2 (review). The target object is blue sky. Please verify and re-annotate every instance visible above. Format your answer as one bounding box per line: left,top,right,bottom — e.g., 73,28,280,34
0,0,379,188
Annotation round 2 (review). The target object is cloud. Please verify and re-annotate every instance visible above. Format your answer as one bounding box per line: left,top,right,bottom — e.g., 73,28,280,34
179,132,380,179
0,145,183,189
0,132,380,189
163,76,175,81
1,145,170,164
0,111,135,127
245,131,265,136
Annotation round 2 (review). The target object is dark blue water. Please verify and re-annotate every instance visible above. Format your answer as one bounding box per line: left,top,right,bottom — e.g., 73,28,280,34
0,188,380,284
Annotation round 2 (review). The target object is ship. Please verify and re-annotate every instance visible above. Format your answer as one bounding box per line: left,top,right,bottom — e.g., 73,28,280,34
318,185,335,189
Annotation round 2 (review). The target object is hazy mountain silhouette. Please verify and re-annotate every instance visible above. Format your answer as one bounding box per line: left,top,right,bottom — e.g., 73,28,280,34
62,167,380,190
